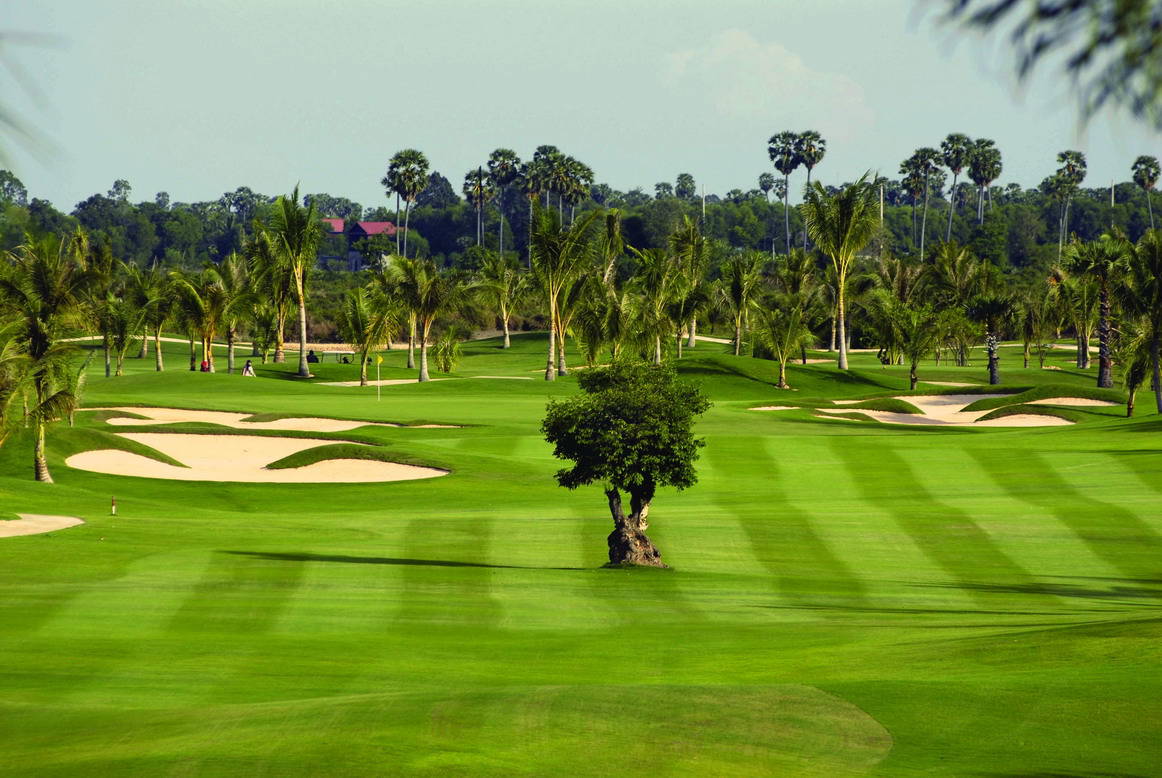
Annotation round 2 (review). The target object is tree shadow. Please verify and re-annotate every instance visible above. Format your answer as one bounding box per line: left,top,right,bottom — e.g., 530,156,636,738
221,550,583,571
914,580,1162,602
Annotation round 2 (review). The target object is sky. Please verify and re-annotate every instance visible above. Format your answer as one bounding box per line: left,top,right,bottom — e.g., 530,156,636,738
3,0,1158,211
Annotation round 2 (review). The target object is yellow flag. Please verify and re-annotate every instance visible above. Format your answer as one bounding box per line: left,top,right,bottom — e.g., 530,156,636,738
376,355,383,364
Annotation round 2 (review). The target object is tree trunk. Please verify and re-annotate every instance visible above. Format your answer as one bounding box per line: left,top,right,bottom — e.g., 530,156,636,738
115,351,125,377
800,344,807,365
154,326,164,371
360,355,369,386
687,317,696,349
946,172,958,242
654,335,662,365
803,169,812,252
676,330,683,359
777,360,788,389
395,192,401,254
1152,334,1162,413
733,317,742,356
202,337,214,372
557,322,569,376
137,329,148,359
1023,341,1030,369
829,313,836,352
920,181,930,259
1148,190,1155,231
910,361,919,390
227,327,236,374
418,326,430,382
605,488,665,567
837,278,848,369
274,315,286,363
407,316,416,369
296,280,310,378
188,337,197,371
502,315,511,349
784,179,792,255
403,202,411,258
987,332,1000,385
545,303,557,381
33,419,52,483
1126,389,1136,418
1097,283,1113,388
104,338,111,378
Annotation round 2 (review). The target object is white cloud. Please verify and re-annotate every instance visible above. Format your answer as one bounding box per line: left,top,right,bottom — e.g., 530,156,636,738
662,29,874,142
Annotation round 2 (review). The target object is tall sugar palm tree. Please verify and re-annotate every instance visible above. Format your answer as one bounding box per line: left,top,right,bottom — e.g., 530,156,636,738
0,232,93,481
1064,232,1131,388
801,173,880,369
941,133,972,241
1056,150,1088,248
263,186,323,378
383,149,429,258
767,131,800,255
967,139,1001,223
463,167,495,246
1132,155,1159,230
1122,229,1162,412
795,131,826,250
904,147,940,258
487,148,521,257
530,205,600,381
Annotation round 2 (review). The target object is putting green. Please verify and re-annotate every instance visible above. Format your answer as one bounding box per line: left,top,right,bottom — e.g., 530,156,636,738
0,333,1158,776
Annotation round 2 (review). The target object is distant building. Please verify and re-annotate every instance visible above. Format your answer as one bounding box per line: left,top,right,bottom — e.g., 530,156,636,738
319,219,399,271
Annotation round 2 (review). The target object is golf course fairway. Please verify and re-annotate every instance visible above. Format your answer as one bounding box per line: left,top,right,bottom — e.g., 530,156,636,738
1,334,1159,776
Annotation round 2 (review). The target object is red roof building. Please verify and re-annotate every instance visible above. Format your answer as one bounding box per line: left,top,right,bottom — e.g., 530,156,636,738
321,217,345,234
351,221,397,238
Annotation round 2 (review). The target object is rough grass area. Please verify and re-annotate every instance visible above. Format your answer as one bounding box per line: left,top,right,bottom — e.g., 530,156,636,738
0,334,1159,776
51,426,187,468
962,384,1124,412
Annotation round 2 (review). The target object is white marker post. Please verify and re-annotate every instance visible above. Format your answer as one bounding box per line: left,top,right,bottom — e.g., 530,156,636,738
111,496,117,516
376,354,383,402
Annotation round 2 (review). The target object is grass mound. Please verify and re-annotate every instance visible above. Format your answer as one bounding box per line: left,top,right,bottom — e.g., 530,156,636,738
265,443,448,471
962,384,1123,412
53,427,187,467
975,404,1083,423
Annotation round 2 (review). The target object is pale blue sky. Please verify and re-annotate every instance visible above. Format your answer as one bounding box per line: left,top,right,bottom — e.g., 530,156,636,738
4,0,1157,210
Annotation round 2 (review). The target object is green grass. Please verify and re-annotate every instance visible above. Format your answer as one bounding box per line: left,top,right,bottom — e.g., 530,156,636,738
961,383,1125,412
0,333,1159,775
842,397,923,414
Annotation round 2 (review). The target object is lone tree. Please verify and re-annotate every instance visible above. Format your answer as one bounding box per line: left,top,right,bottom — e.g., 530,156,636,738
542,364,710,568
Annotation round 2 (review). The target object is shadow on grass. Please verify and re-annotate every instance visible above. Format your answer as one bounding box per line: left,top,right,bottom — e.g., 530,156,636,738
915,580,1162,602
222,550,583,571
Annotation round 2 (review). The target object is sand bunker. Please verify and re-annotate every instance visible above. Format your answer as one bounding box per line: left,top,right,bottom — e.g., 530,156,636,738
1026,397,1119,407
471,375,533,380
85,406,401,433
1,514,85,538
922,381,978,387
814,394,1073,427
67,432,446,483
751,405,796,411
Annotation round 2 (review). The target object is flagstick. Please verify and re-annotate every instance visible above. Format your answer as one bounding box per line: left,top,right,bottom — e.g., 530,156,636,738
376,356,381,402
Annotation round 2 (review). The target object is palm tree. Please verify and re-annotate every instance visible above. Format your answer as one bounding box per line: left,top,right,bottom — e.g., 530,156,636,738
966,294,1013,385
801,173,880,369
530,205,600,381
462,167,495,246
669,215,707,348
217,252,253,373
476,253,527,348
967,139,1001,223
382,149,429,257
1049,267,1098,369
390,258,465,382
629,247,680,365
1056,150,1088,248
771,248,822,364
263,186,323,378
170,265,228,372
927,242,987,365
903,147,940,258
795,131,826,250
562,157,594,224
767,131,800,254
0,233,92,482
1132,155,1159,230
123,262,173,371
487,148,521,257
1064,232,1131,388
337,287,399,385
941,133,972,241
246,223,294,363
96,292,143,377
1122,229,1162,412
757,295,814,389
720,251,765,356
